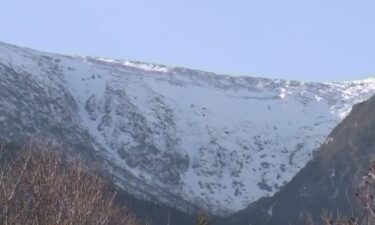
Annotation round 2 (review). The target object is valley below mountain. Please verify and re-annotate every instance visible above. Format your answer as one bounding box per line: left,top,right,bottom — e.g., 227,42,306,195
0,41,375,219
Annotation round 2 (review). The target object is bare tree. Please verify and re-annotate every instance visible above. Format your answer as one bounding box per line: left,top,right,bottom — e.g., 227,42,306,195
307,160,375,225
195,212,209,225
0,140,141,225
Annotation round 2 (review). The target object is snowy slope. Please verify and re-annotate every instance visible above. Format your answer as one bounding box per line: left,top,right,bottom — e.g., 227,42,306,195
0,41,375,215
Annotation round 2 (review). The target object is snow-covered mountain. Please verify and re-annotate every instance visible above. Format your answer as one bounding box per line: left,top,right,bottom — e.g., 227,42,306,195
0,41,374,215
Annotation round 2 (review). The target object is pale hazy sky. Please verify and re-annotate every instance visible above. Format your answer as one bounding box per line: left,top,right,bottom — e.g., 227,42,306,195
1,0,374,81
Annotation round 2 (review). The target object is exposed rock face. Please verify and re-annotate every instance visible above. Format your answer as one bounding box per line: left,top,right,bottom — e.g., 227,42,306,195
217,95,375,225
1,41,375,215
